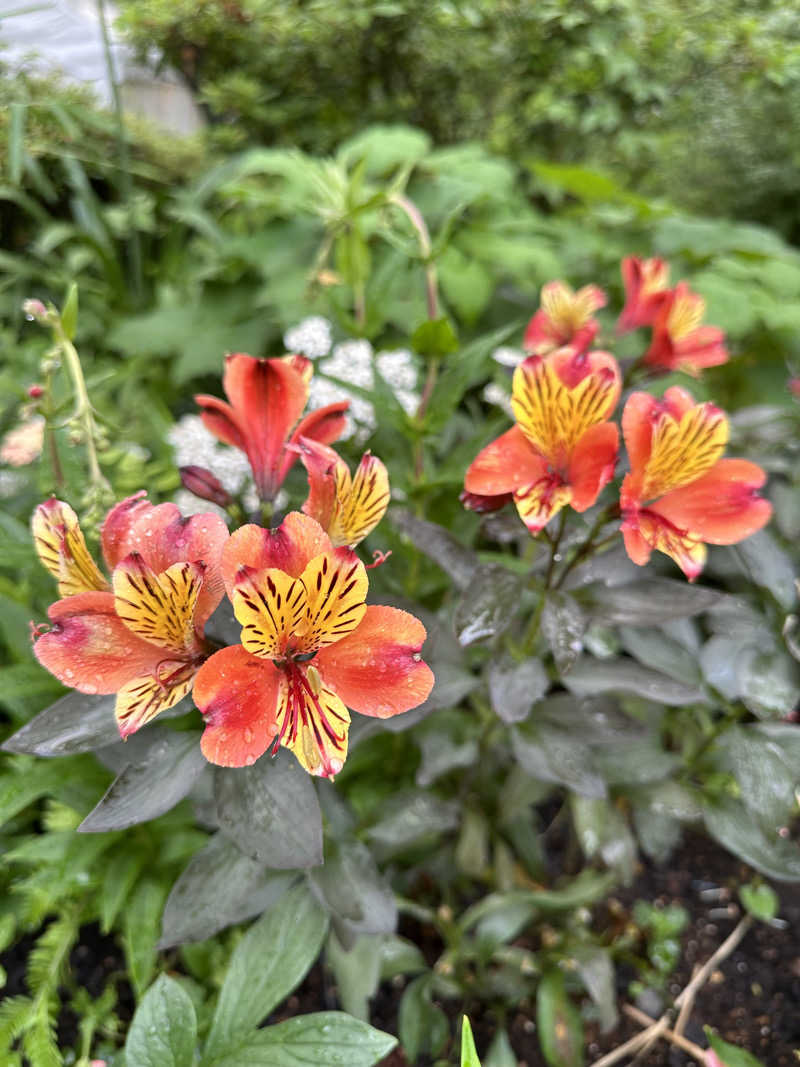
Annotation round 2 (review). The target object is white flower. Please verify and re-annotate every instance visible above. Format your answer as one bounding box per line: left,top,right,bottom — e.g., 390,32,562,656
492,345,525,368
482,382,513,418
283,316,333,359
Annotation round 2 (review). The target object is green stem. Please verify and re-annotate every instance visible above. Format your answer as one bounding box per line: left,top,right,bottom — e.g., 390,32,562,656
55,326,109,492
523,510,567,651
388,192,439,320
554,504,620,590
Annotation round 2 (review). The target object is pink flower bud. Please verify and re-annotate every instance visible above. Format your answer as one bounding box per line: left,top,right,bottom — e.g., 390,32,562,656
22,299,48,323
27,384,44,399
179,466,232,508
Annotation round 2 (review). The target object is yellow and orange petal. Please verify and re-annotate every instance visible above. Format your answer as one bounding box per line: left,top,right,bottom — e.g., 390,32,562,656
232,566,308,659
293,550,368,653
221,514,333,593
32,499,109,597
112,554,205,654
463,425,549,499
621,508,707,582
315,605,434,718
298,438,390,548
275,665,350,778
194,645,282,767
115,662,195,738
511,352,620,468
618,257,671,332
514,476,573,534
524,282,606,355
639,401,728,501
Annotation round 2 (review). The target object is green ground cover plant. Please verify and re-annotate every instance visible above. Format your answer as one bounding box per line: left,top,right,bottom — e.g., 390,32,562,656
1,49,799,1067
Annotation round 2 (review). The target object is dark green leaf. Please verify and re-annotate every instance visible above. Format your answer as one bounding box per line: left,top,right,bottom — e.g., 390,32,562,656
79,729,206,832
512,721,606,798
562,657,704,705
367,792,460,856
2,692,120,756
456,565,523,645
571,947,617,1032
536,969,584,1067
571,796,636,882
398,976,448,1063
326,931,382,1021
585,579,722,625
716,727,797,827
736,647,800,720
488,654,548,724
205,1011,395,1066
704,798,800,881
160,834,294,949
542,592,586,675
732,530,795,609
204,883,329,1059
124,974,196,1067
214,749,323,868
619,627,702,685
310,838,396,937
390,509,478,590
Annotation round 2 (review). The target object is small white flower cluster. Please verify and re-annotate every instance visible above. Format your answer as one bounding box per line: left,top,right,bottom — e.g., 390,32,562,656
167,415,258,517
307,339,420,441
283,316,333,360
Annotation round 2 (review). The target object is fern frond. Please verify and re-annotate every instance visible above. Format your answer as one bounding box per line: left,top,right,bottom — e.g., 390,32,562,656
22,1001,60,1067
26,912,80,997
0,994,33,1048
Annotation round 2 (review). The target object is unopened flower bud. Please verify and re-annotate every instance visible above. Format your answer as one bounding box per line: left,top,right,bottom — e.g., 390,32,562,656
22,299,49,323
27,384,44,399
180,465,232,508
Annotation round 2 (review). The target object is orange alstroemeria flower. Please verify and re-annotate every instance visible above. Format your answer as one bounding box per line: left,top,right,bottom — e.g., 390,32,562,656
620,387,772,580
463,347,621,533
195,352,350,502
523,281,606,357
643,283,728,375
32,494,229,736
294,437,390,548
193,512,434,778
617,256,671,333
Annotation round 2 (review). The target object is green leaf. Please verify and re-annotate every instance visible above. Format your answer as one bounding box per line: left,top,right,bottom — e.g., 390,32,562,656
204,883,329,1060
704,798,800,881
100,849,145,934
488,654,548,724
562,657,704,705
461,1015,482,1067
124,974,197,1067
619,627,702,685
123,876,169,996
715,727,797,827
206,1011,396,1067
456,565,525,645
705,1027,766,1067
739,883,778,923
398,975,448,1063
366,791,459,857
160,833,295,949
1,691,121,757
542,592,586,675
214,749,323,868
79,729,206,831
511,721,606,798
732,530,796,610
571,796,636,882
485,1028,516,1067
310,837,396,939
389,509,479,590
60,283,79,341
326,931,382,1022
439,245,494,324
7,102,26,186
411,316,459,358
536,969,584,1067
571,946,617,1032
585,578,722,625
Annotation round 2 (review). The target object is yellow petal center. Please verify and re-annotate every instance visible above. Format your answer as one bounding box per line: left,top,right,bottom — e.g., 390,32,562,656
641,404,728,501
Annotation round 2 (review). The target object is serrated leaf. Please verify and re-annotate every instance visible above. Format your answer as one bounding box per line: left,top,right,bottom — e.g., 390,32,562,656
214,749,323,869
704,798,800,881
488,654,548,724
562,657,704,705
159,833,295,949
536,969,584,1067
206,1011,396,1067
542,592,586,674
124,974,196,1067
585,578,722,625
204,883,329,1059
2,692,120,756
79,729,206,831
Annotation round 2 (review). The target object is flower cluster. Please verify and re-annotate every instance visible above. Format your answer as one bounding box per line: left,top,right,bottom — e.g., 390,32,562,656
464,257,771,580
31,352,427,779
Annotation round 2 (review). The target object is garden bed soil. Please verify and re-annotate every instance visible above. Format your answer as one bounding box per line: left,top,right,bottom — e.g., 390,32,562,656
2,834,798,1064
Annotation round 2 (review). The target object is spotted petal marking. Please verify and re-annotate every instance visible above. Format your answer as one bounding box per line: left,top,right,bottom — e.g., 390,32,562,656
637,511,707,582
232,567,307,659
275,665,350,778
294,551,368,653
511,357,617,466
642,404,728,501
32,499,109,596
113,554,204,653
331,453,390,547
514,476,573,534
115,663,195,738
